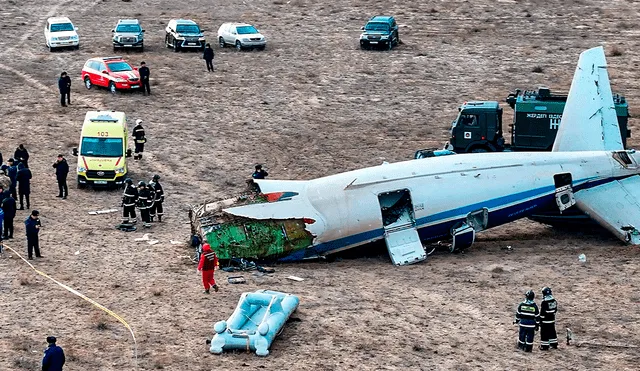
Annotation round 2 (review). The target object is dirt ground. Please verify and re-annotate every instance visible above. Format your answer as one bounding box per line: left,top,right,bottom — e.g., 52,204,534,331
1,0,640,369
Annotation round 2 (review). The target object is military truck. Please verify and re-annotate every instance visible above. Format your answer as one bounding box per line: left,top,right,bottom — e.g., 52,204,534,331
446,87,631,153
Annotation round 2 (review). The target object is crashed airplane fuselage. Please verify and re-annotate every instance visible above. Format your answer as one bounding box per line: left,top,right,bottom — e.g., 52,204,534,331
191,46,640,265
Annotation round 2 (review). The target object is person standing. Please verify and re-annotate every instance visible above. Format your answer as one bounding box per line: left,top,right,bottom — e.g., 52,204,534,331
145,182,156,222
136,181,151,228
42,336,65,371
14,144,29,168
58,71,71,107
1,194,16,239
52,154,69,199
148,174,164,222
25,210,42,260
132,119,146,160
539,287,558,350
252,164,268,179
16,162,31,209
121,178,138,224
515,290,539,352
203,43,214,72
139,61,151,96
197,243,219,294
2,158,18,200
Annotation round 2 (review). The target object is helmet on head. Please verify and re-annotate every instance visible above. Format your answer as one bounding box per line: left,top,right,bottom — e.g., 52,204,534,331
138,181,146,187
135,119,143,125
542,287,552,296
125,178,133,184
525,290,535,301
152,174,160,181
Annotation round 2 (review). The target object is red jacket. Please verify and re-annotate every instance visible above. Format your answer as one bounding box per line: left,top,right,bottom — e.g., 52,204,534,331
198,245,218,271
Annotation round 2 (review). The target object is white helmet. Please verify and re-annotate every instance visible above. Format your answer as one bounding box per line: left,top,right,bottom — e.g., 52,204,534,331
135,119,143,125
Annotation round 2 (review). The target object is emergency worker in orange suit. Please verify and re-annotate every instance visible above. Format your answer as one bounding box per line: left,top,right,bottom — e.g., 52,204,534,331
197,243,219,294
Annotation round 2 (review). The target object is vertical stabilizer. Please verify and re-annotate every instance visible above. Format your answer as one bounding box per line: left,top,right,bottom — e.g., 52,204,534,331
552,46,623,152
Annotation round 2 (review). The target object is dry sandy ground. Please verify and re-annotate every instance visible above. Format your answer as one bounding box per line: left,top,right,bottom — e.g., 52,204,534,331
1,0,640,369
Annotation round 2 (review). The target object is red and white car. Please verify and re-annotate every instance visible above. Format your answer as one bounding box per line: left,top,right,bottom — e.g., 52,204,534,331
81,56,142,94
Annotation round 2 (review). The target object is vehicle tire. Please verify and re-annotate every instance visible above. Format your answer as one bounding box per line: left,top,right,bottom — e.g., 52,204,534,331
113,45,117,52
77,182,86,189
235,41,242,51
470,146,489,153
257,45,265,51
75,45,80,50
84,76,92,90
219,37,225,48
387,41,393,51
109,82,117,94
173,37,180,52
48,44,54,52
139,43,144,52
165,34,171,48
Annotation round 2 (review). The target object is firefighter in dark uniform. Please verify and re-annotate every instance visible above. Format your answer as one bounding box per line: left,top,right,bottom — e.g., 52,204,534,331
137,181,152,228
149,174,164,222
1,194,16,239
515,290,539,352
132,119,146,160
121,178,138,224
145,181,156,222
539,287,558,350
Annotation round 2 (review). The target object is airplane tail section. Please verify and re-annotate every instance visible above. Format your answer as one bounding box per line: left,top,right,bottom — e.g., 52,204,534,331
552,46,623,152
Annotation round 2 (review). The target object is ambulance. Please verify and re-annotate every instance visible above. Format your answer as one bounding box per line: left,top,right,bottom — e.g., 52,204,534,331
73,111,131,188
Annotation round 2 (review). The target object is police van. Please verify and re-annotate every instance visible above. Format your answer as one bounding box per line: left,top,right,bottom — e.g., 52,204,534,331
73,111,131,188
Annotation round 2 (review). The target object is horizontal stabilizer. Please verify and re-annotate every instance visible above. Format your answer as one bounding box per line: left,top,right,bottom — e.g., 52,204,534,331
575,176,640,244
552,46,623,152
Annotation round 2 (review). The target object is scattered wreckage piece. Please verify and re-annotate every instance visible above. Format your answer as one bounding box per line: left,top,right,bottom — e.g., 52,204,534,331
88,208,119,215
209,290,299,356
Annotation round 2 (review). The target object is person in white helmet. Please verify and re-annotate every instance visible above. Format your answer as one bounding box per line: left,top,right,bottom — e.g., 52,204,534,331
132,119,146,160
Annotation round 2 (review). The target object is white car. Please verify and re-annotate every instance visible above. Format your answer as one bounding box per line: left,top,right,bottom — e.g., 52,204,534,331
44,17,79,51
217,23,266,51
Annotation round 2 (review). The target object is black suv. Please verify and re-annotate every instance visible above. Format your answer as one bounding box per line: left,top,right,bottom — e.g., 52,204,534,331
360,16,399,50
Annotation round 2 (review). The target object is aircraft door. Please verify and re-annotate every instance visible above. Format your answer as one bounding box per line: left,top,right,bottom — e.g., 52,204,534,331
554,173,576,212
378,189,427,266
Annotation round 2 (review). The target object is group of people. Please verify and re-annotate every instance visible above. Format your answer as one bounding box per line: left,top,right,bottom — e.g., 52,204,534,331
1,144,33,210
515,287,558,352
121,174,164,228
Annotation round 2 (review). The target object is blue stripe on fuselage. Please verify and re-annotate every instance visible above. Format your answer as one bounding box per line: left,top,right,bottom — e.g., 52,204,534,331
278,175,615,262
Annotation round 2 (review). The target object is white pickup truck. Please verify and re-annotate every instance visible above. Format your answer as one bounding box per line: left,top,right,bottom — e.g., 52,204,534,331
44,17,79,51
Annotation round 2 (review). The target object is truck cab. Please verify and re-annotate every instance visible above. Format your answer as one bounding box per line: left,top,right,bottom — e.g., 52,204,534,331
448,101,504,153
74,111,131,188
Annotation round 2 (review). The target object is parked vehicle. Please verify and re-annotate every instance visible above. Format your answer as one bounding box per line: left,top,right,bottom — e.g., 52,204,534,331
446,87,630,153
165,19,206,52
217,23,266,51
359,16,399,50
73,111,132,188
112,19,144,51
81,56,142,94
44,17,79,51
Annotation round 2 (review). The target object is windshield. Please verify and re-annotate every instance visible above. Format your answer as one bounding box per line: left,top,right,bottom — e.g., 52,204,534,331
365,22,389,32
237,25,258,35
116,24,141,33
107,61,133,72
51,23,74,32
176,24,200,34
81,137,123,157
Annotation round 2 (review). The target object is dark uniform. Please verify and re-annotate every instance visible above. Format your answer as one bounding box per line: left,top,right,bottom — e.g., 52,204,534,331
25,210,42,260
137,181,152,227
14,145,29,168
122,179,138,224
53,156,69,199
2,159,18,199
149,175,164,222
139,62,150,95
515,290,539,352
42,336,65,371
133,120,146,160
58,72,71,107
1,195,16,239
16,162,32,209
539,287,558,350
252,165,268,179
203,44,214,72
